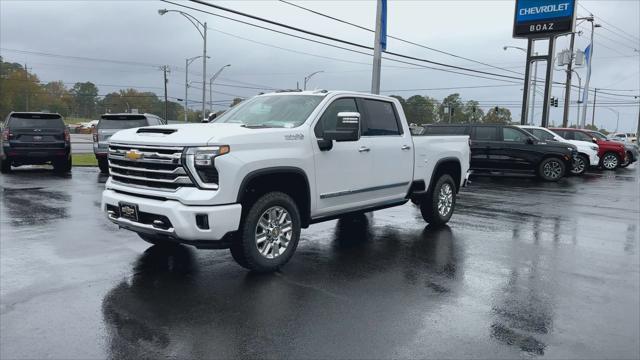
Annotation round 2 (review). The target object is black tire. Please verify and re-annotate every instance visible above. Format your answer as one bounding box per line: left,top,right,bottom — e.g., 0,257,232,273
619,152,632,168
600,152,619,170
98,157,110,173
570,154,589,176
53,155,72,173
138,233,174,246
538,157,565,182
0,157,11,174
420,174,456,227
230,192,301,272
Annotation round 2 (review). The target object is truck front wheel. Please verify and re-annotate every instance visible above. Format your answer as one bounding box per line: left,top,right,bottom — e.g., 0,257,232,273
230,192,301,272
420,174,456,227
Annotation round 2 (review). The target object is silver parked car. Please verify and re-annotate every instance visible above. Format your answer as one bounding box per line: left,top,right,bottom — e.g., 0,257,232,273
94,113,166,173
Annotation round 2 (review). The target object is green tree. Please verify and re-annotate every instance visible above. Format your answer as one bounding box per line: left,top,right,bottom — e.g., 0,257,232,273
71,82,99,118
462,100,484,123
482,107,512,124
0,59,42,119
439,93,465,123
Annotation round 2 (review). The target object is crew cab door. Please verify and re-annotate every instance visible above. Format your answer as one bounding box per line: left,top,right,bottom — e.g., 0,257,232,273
499,127,537,170
359,98,413,201
470,126,500,169
312,97,375,216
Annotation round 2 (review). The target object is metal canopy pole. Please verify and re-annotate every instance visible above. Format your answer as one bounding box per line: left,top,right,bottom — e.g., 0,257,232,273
520,38,534,125
540,36,557,128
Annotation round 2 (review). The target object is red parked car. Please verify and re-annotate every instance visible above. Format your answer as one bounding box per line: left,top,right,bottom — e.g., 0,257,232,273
551,128,627,170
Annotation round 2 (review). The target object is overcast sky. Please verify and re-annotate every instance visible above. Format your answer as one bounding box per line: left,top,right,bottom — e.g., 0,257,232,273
1,0,638,131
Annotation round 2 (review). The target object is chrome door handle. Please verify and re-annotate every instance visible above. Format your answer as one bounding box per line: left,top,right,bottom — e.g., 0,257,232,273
358,146,370,153
401,145,411,150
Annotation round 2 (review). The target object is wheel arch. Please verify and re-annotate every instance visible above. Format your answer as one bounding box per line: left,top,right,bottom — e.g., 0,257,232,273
426,157,462,194
236,167,312,228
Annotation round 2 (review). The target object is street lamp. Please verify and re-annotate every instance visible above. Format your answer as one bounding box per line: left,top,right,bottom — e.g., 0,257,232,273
209,64,231,113
184,55,209,122
504,46,537,125
303,71,323,90
602,107,620,132
159,8,207,121
572,70,583,126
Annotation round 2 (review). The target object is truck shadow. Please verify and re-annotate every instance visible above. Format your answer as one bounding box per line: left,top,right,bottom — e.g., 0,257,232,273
100,219,469,359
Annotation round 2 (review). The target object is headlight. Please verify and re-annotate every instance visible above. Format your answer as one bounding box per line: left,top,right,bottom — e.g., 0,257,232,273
184,145,230,189
567,147,574,151
590,146,598,151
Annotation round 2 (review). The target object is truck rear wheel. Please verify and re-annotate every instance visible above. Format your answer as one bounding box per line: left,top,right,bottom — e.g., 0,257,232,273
98,157,109,173
420,174,456,227
0,157,11,174
230,192,301,272
53,155,72,173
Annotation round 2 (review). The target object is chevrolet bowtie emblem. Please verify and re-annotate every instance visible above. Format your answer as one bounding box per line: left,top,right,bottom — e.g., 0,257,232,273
125,149,143,161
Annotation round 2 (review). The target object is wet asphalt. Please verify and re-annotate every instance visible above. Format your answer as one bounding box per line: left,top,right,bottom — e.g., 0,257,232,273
1,166,639,359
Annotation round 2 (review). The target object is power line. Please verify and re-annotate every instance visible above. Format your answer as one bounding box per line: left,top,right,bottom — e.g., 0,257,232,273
278,0,524,77
578,3,640,43
175,0,528,83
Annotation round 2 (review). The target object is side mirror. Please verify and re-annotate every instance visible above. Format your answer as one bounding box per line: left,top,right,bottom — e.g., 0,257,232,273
526,137,535,144
318,112,361,151
592,138,598,144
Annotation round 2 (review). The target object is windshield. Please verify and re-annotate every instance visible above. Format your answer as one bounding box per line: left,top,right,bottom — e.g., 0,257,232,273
98,119,148,130
215,95,324,128
589,131,607,140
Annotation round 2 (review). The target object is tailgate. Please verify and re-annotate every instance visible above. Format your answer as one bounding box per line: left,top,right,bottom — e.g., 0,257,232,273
10,128,66,148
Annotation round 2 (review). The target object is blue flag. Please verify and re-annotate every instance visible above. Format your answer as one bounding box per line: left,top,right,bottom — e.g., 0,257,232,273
380,0,387,50
584,45,591,65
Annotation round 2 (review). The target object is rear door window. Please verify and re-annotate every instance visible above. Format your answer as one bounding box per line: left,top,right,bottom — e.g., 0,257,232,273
361,99,402,136
473,126,499,141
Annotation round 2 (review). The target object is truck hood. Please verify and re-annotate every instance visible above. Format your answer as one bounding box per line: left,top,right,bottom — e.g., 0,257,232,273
108,123,274,147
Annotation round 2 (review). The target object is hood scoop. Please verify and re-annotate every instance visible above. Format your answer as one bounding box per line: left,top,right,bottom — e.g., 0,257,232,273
137,128,177,135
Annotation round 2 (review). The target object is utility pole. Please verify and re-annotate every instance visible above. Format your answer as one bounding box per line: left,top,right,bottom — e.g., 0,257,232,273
160,65,170,120
370,0,384,94
591,88,598,127
24,63,30,111
562,33,575,128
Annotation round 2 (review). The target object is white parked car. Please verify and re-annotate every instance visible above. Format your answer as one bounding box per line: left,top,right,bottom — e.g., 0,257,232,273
519,125,599,175
609,132,637,144
102,90,471,272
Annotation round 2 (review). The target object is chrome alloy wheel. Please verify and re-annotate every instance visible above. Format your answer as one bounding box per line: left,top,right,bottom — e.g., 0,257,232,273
437,183,454,217
571,156,586,174
543,160,563,179
602,154,618,170
255,206,293,259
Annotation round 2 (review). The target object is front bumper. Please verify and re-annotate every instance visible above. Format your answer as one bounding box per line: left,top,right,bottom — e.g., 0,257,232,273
102,189,242,243
588,152,600,166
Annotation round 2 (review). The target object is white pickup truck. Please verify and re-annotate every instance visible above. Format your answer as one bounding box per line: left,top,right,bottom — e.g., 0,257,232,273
102,91,470,272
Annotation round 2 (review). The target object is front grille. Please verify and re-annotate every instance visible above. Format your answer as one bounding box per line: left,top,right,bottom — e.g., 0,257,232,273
108,143,194,191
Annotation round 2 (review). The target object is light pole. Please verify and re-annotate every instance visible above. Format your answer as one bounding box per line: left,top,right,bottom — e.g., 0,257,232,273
580,16,601,129
209,64,231,113
184,55,209,122
572,70,582,126
602,107,620,132
505,46,537,125
303,71,324,90
159,8,207,121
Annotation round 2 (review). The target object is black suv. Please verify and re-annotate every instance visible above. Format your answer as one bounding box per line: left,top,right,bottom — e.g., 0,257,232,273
423,124,577,181
0,112,72,173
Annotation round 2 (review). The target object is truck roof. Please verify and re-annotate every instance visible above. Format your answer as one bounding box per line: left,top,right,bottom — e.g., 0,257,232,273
257,90,397,101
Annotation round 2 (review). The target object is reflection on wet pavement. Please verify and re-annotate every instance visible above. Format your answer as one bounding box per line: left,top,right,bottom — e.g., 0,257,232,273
1,166,639,359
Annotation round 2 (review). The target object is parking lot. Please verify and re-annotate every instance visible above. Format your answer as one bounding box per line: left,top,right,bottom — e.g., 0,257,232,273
1,166,638,359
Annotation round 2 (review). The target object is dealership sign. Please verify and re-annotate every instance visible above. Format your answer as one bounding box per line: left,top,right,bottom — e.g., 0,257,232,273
513,0,576,38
